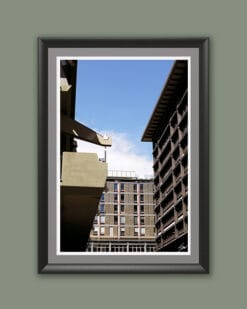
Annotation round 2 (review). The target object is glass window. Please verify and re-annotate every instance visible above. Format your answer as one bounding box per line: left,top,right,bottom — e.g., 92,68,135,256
134,216,138,225
120,216,125,225
120,228,125,236
140,204,144,213
100,227,105,235
134,228,139,236
93,226,99,235
94,215,98,224
100,216,105,224
114,183,118,192
100,204,104,213
140,228,145,236
100,194,104,202
109,227,114,237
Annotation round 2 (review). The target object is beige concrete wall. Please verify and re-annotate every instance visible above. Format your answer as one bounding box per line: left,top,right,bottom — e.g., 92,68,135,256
61,152,107,188
89,178,155,241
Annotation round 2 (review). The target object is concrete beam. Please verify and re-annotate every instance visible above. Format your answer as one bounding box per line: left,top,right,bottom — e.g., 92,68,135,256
61,115,112,147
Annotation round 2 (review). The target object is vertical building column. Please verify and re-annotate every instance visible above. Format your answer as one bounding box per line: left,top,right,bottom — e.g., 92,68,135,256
117,181,120,239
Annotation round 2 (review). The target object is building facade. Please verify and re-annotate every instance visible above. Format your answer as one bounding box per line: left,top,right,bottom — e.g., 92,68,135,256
142,60,188,252
86,173,156,252
60,60,111,251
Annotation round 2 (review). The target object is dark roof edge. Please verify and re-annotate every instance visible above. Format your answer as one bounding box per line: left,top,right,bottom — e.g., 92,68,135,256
141,60,183,142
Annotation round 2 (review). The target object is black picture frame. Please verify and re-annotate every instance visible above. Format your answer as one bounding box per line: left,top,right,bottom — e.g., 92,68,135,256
38,37,209,273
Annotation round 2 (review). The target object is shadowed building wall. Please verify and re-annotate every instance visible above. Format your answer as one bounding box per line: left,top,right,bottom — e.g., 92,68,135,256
60,60,111,251
142,60,188,252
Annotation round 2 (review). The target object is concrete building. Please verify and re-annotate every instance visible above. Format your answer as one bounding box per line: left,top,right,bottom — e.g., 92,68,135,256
60,60,112,251
86,172,156,252
142,60,188,252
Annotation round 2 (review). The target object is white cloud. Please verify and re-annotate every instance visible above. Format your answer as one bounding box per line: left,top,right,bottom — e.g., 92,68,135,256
75,131,154,179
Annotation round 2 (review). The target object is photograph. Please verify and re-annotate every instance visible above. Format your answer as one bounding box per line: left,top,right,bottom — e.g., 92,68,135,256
60,58,188,254
38,38,208,273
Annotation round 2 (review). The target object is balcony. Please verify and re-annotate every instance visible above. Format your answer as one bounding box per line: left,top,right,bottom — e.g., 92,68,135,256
159,124,170,150
163,234,176,246
60,152,107,251
154,188,160,200
160,157,172,179
162,215,175,229
174,181,182,200
160,190,174,209
152,143,159,157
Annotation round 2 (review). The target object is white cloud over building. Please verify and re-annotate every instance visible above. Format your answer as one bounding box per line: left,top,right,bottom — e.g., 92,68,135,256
75,131,153,179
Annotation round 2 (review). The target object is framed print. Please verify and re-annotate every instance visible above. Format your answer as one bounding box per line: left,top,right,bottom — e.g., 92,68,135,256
38,38,209,273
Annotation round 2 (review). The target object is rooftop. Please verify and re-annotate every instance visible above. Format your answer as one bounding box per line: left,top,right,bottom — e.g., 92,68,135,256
142,60,188,142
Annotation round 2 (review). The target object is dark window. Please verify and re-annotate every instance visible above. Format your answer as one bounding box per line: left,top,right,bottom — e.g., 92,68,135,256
100,204,104,213
114,216,118,225
140,205,144,213
120,204,124,212
140,195,144,203
114,183,118,192
114,194,118,202
140,217,145,225
133,184,137,192
134,216,138,225
120,194,124,202
100,194,104,202
134,205,137,213
140,183,144,192
114,204,118,213
134,194,137,203
120,183,124,192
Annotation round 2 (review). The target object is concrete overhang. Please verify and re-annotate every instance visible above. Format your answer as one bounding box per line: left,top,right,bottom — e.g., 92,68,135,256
60,152,108,251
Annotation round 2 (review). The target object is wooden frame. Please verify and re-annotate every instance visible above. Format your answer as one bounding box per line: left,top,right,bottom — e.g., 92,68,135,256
38,38,209,273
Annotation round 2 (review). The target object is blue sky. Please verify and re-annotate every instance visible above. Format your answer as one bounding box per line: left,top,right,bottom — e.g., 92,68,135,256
75,59,174,177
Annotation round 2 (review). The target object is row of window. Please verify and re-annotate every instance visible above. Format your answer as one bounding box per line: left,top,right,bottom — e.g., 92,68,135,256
87,244,156,252
99,204,146,213
113,183,144,192
93,226,147,236
101,193,146,202
94,215,147,225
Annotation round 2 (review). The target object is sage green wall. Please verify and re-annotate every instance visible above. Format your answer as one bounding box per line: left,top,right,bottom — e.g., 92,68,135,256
0,0,246,308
